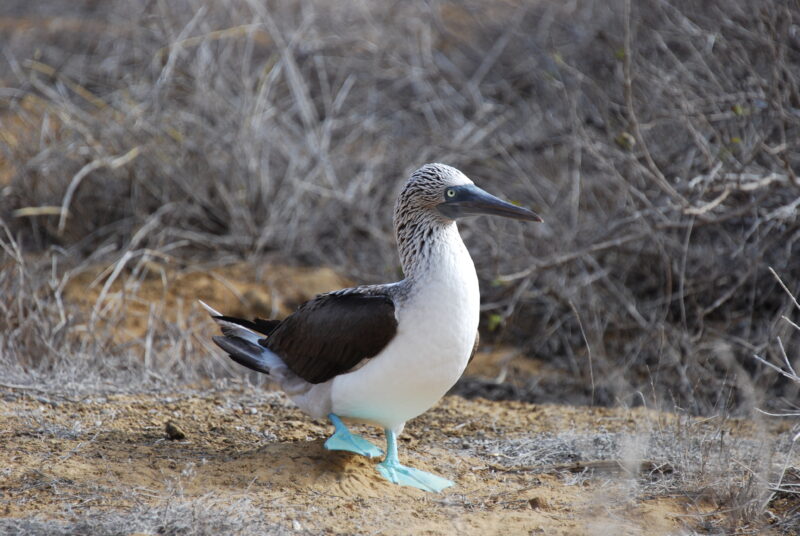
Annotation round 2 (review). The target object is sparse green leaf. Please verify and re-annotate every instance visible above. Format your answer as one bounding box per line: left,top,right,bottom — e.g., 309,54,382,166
488,313,504,332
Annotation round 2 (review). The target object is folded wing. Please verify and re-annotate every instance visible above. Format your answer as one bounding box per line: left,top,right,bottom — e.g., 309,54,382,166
264,289,398,384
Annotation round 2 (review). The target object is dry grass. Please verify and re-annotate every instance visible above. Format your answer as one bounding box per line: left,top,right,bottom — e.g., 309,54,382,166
752,270,800,531
0,496,290,536
2,0,798,415
1,0,799,532
2,0,799,411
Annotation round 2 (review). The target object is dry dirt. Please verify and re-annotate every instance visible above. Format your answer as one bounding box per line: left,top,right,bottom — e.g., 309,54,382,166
0,384,720,535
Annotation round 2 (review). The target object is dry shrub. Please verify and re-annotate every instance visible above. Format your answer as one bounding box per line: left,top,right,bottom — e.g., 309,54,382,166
753,270,800,529
1,0,799,414
0,225,227,391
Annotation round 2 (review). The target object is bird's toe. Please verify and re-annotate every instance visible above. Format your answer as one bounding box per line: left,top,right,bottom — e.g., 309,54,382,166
376,461,454,492
325,431,383,458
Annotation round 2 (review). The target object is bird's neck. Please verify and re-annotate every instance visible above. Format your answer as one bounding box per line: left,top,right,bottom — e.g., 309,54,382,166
395,214,473,282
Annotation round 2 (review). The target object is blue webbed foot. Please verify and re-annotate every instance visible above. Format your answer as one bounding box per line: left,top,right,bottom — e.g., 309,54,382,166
375,428,454,493
377,460,454,492
324,414,383,458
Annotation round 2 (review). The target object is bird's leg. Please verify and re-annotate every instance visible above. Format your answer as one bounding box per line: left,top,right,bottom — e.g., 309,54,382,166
324,413,383,458
376,427,454,492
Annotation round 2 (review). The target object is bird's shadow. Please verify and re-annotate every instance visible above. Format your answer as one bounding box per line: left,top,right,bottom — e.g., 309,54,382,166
137,433,391,495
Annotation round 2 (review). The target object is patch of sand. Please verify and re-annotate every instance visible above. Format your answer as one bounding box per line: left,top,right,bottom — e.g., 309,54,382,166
0,388,708,535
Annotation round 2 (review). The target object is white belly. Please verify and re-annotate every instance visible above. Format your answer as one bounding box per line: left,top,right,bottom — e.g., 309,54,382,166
330,252,479,430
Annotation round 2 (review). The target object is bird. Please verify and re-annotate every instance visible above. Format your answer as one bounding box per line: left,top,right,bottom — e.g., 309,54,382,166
203,163,541,492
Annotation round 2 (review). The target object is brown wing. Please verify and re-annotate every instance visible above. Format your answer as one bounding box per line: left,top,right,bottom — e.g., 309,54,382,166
262,289,398,384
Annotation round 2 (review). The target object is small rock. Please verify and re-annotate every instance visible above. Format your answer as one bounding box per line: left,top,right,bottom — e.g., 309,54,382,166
528,496,549,510
165,420,187,440
36,396,58,407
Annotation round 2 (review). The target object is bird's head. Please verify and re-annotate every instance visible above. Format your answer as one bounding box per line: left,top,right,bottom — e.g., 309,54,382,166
397,163,542,223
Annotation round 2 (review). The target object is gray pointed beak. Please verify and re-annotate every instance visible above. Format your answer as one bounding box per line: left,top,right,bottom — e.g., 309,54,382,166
437,184,542,222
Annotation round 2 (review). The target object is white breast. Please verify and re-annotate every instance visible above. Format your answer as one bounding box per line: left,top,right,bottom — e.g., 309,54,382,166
330,226,479,430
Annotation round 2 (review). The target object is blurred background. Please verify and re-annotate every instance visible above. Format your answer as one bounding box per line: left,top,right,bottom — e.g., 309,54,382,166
1,0,799,416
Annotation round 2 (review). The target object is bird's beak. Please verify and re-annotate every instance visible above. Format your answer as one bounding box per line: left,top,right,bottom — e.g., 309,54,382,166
437,184,542,222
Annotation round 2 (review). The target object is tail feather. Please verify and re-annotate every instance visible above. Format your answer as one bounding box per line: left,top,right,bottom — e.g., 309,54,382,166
200,300,265,346
215,315,280,337
212,335,275,374
198,300,224,317
201,300,287,376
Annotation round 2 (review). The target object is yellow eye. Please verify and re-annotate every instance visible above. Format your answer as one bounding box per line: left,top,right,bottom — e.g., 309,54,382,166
446,189,456,198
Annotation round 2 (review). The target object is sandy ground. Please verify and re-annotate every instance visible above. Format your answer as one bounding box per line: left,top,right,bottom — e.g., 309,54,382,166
1,384,718,535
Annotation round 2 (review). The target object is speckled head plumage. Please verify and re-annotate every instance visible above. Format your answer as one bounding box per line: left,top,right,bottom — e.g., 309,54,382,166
393,164,467,274
395,163,474,219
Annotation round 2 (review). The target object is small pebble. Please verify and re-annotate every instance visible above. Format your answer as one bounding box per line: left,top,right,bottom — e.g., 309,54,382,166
528,496,548,510
165,420,187,440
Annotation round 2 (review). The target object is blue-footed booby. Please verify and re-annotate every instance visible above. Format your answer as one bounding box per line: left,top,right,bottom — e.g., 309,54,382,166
203,163,541,492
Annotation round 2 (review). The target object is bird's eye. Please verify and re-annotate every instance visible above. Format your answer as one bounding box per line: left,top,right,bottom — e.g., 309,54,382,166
446,189,456,198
